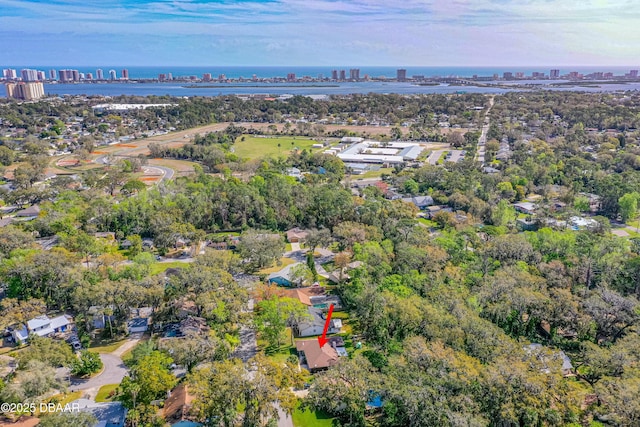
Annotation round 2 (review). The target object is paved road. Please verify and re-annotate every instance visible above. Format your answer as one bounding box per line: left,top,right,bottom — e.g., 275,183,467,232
427,149,445,165
70,354,128,391
95,155,175,183
475,95,495,164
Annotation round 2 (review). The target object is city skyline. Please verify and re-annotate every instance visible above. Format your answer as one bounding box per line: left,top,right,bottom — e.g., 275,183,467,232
1,1,639,66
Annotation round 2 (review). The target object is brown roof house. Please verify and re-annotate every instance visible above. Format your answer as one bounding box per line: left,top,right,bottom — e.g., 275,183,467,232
0,416,40,427
296,339,340,373
286,228,309,243
163,383,198,425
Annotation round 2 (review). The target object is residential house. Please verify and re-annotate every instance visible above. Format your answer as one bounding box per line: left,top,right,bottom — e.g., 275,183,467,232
0,416,40,427
72,398,126,427
127,307,152,334
286,228,309,243
328,261,364,284
425,205,452,219
293,307,342,337
88,305,116,329
525,343,573,377
127,318,149,334
163,384,200,426
12,315,73,343
401,195,434,210
513,201,536,215
295,339,339,373
267,262,304,287
286,167,302,180
14,205,40,219
283,286,343,310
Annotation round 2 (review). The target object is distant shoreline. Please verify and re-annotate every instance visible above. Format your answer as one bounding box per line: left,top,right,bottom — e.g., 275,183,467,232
182,84,341,89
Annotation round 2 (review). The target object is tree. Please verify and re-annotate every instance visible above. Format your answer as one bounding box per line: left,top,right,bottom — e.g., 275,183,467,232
491,199,516,227
618,192,640,222
158,331,226,372
301,228,332,253
446,131,465,148
304,356,380,427
121,179,146,195
71,350,103,377
61,231,102,267
118,351,177,409
189,355,304,427
236,230,285,271
254,296,309,348
14,335,75,369
0,297,46,329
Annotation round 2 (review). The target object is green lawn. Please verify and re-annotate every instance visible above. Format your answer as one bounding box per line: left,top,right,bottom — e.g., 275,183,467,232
89,338,128,354
95,384,119,402
257,257,296,275
292,406,334,427
234,135,322,159
418,218,438,228
149,261,189,276
360,167,393,179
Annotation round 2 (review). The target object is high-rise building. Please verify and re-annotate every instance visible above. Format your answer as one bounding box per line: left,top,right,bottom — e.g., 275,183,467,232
5,81,45,100
58,69,72,82
515,72,524,79
79,73,86,80
37,71,46,81
49,69,56,80
71,70,80,81
86,73,93,80
630,70,639,78
331,70,338,80
349,69,360,80
503,72,513,80
550,69,560,79
339,70,346,80
3,69,17,80
96,69,104,80
217,74,224,81
21,69,39,82
109,69,117,80
158,74,166,82
202,73,212,82
167,73,173,80
287,73,296,81
396,69,407,82
121,69,129,80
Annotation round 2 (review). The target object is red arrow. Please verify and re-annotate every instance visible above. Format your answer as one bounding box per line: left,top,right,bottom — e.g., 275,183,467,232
317,304,335,348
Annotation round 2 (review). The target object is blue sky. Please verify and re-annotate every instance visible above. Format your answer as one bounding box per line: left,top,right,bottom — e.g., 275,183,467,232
0,0,638,66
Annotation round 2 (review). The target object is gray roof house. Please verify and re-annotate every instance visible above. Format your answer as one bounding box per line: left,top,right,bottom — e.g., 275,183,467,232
12,314,73,343
293,307,342,338
401,196,434,209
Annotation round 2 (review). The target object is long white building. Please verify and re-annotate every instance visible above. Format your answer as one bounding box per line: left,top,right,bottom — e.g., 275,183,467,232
330,139,426,164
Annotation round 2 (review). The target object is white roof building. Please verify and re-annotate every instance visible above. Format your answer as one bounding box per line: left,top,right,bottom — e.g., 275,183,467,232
13,314,73,343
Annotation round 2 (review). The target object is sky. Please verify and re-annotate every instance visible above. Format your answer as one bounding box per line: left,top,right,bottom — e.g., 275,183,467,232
0,0,639,66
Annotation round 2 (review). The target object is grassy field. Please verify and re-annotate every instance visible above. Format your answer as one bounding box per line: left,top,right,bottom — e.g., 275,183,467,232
360,167,394,179
95,384,119,402
45,391,82,410
233,135,322,159
89,338,128,354
257,257,296,275
292,406,334,427
148,261,189,276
